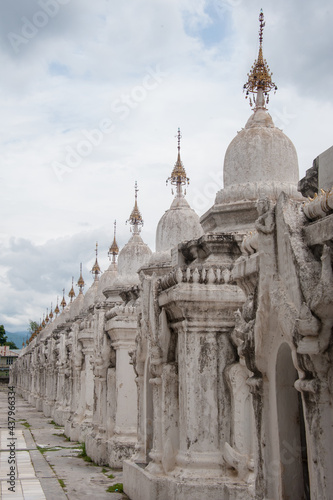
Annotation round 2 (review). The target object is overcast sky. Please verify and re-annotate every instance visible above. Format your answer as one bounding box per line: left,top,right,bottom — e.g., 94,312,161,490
0,0,332,334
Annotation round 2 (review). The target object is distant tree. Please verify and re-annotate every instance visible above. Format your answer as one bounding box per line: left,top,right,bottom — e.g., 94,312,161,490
6,340,18,349
0,324,18,349
28,320,39,335
0,325,7,345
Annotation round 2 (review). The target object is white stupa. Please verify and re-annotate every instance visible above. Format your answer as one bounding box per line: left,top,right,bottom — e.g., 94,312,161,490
83,243,102,309
69,265,85,320
150,129,204,266
201,12,303,233
95,221,119,304
112,182,152,289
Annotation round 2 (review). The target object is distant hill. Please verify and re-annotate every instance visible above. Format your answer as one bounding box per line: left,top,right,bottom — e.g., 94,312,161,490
5,331,29,349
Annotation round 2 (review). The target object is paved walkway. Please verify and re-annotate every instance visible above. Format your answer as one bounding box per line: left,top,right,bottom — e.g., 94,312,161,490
0,384,128,500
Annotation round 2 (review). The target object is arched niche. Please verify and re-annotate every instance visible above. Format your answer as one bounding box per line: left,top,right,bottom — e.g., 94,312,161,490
276,342,310,500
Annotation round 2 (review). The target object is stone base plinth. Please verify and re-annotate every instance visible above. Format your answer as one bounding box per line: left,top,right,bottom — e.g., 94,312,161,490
28,394,36,406
108,436,136,468
123,461,253,500
42,401,54,418
35,397,43,412
65,417,92,443
53,407,70,426
85,431,108,465
78,422,93,443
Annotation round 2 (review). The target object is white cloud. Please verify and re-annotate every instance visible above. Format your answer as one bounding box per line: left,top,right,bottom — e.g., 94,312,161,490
0,0,332,331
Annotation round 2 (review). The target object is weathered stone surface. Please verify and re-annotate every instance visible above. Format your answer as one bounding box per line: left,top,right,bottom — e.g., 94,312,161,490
224,109,299,188
156,195,203,253
318,145,333,191
298,161,318,198
10,107,333,500
304,213,333,246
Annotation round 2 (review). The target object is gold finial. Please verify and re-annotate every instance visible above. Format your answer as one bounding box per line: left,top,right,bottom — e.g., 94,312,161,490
54,297,60,316
166,128,189,197
45,308,49,324
108,220,119,263
69,277,76,302
177,127,181,151
42,314,46,328
91,242,101,281
49,303,54,321
243,10,277,109
126,181,144,234
60,289,67,310
77,263,85,294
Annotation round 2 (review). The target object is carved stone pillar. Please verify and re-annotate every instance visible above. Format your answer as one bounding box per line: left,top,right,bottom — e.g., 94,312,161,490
106,306,138,467
76,330,94,440
80,335,94,417
161,363,179,473
159,277,245,477
146,344,163,474
132,348,146,464
86,309,114,465
65,333,83,439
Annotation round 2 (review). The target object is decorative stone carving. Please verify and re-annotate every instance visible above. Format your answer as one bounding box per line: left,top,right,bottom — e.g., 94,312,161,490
303,188,333,220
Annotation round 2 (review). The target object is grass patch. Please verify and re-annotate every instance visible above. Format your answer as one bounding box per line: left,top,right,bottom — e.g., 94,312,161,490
37,444,80,455
37,445,62,454
49,420,63,429
107,483,123,493
51,431,71,441
37,445,64,455
102,468,108,474
22,421,31,428
77,443,95,463
58,478,66,489
107,474,115,479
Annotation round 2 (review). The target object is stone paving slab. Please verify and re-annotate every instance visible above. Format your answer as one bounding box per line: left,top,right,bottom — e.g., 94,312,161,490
0,384,128,500
0,429,48,500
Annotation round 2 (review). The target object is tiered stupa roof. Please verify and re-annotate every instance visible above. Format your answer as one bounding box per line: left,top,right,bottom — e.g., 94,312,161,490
155,129,203,255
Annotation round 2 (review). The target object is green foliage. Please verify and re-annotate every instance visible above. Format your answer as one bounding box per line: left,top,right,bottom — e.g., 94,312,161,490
37,446,48,454
107,483,123,493
77,442,93,462
58,479,66,489
6,340,18,349
0,325,17,348
0,325,7,345
28,320,39,334
49,420,63,428
38,444,79,454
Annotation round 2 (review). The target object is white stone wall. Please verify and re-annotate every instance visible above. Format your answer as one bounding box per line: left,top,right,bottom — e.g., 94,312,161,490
10,156,333,500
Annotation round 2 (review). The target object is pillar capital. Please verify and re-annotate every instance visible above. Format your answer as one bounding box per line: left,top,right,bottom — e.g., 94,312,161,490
159,283,245,331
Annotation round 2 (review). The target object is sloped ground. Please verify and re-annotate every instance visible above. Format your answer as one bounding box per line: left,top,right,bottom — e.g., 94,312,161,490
0,383,128,499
